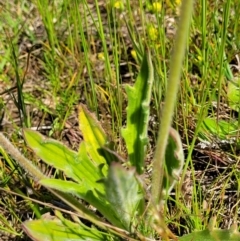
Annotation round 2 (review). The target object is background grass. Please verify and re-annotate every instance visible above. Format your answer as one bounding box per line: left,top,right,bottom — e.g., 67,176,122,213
0,0,240,240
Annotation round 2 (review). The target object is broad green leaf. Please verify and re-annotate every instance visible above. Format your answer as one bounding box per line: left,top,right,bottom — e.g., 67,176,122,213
23,129,104,185
104,162,144,231
162,127,184,196
199,118,238,141
23,129,78,179
227,77,240,111
121,49,154,174
77,142,106,191
223,52,234,81
179,229,240,241
79,105,111,175
39,178,122,226
23,216,111,241
39,179,97,199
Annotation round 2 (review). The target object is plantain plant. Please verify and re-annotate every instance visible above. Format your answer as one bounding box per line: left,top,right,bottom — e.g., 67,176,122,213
1,51,238,240
0,49,183,240
0,0,239,240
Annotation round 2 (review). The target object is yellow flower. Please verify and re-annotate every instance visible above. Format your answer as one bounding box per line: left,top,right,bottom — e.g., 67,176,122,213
131,50,137,60
166,0,182,8
148,25,158,41
152,2,162,13
97,52,105,60
113,1,124,10
175,0,182,6
197,55,202,62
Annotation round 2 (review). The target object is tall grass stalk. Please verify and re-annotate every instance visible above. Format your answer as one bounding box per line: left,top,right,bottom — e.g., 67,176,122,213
216,0,232,121
151,0,194,206
180,0,234,229
6,34,29,127
92,0,124,134
73,0,98,113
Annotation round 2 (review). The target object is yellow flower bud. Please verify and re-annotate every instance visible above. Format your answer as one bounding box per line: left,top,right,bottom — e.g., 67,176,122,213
113,1,124,10
152,2,162,13
148,25,158,41
131,50,137,60
97,52,105,60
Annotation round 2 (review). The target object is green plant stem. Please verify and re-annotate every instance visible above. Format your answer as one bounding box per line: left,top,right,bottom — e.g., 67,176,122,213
0,133,45,181
216,0,231,122
151,0,194,207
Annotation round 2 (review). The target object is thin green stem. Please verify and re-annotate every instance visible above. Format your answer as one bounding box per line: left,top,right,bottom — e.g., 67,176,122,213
151,0,194,206
216,0,231,122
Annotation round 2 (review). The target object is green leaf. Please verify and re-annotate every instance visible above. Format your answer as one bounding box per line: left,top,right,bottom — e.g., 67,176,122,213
23,129,122,226
39,178,122,227
199,118,238,141
162,127,184,196
227,77,240,112
23,129,78,182
23,129,104,184
104,162,144,231
121,49,154,174
23,215,111,241
79,105,112,175
179,229,240,241
39,179,96,199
